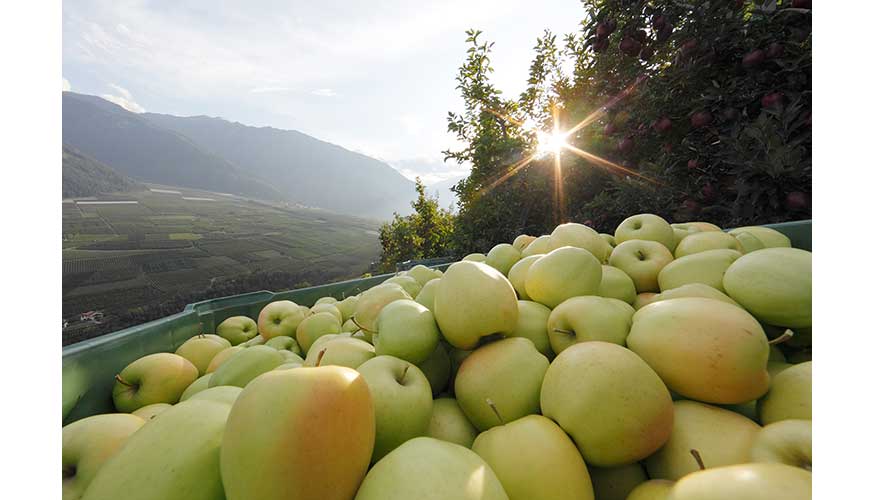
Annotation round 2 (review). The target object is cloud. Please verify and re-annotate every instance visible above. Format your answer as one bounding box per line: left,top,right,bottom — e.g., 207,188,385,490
62,78,71,91
249,86,296,94
310,88,337,97
390,157,470,185
101,84,144,113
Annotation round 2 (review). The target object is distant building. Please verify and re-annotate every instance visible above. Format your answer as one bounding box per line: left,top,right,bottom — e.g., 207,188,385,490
79,311,105,323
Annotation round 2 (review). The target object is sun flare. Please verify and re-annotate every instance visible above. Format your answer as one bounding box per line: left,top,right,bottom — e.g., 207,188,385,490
536,130,568,157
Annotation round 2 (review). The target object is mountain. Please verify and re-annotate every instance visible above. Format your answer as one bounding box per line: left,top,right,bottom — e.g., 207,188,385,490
142,113,416,218
62,145,139,198
429,175,466,210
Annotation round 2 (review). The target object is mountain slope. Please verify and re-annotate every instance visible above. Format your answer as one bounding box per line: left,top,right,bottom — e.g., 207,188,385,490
62,145,140,198
142,113,415,218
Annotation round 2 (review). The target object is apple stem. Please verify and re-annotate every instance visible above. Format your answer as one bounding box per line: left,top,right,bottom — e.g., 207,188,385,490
350,316,375,334
690,449,706,470
552,328,575,336
315,349,327,367
114,374,134,388
768,329,795,345
486,398,504,424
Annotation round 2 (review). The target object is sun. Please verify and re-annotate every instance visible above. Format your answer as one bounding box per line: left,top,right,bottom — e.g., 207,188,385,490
536,130,568,157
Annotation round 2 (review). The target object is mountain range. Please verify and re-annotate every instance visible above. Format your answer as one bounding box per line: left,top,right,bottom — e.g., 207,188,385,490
62,145,139,199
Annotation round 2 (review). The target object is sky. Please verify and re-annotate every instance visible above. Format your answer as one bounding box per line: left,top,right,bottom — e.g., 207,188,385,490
62,0,588,185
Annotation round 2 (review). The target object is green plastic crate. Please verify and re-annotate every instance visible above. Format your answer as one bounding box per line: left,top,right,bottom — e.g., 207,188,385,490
62,219,810,424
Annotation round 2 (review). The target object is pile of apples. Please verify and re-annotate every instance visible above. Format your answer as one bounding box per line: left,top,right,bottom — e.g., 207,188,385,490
62,214,813,500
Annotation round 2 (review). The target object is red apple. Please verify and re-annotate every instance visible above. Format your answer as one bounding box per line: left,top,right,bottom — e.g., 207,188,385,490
657,23,674,43
791,0,811,8
690,111,712,128
618,137,634,153
766,42,785,59
620,37,642,57
597,19,616,39
687,159,700,170
742,49,766,68
652,15,666,30
761,92,784,108
785,191,808,211
654,117,672,133
701,184,717,203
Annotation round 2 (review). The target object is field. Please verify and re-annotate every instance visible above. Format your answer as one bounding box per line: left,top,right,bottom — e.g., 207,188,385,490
62,186,382,345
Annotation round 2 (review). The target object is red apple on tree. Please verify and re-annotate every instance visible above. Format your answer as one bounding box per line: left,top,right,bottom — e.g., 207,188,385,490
690,111,712,128
742,49,766,68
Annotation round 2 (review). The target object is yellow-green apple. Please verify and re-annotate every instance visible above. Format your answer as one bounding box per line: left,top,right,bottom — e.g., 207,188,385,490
298,305,311,317
657,249,742,292
651,283,740,307
221,366,374,500
131,403,171,421
732,231,766,253
112,353,198,412
600,233,616,247
749,419,811,469
462,252,487,262
407,264,441,286
644,400,760,480
315,296,338,305
273,361,304,371
507,300,554,358
718,400,758,421
723,248,812,328
242,334,265,346
264,335,302,355
674,231,742,258
540,342,673,466
547,296,634,353
215,316,258,345
609,240,674,292
447,345,473,393
208,345,284,388
188,385,242,406
665,463,811,500
277,350,305,364
257,300,306,340
634,292,659,310
353,282,412,334
472,414,595,500
205,346,243,373
63,413,145,500
414,278,439,311
525,246,602,308
82,399,231,500
758,361,811,424
485,243,521,275
383,275,422,298
417,341,451,395
588,463,648,500
310,302,342,322
550,222,612,262
728,226,791,248
342,318,358,333
627,298,770,404
670,223,701,248
455,338,548,431
684,221,722,232
336,295,359,322
507,255,540,300
175,334,231,376
180,373,213,401
598,265,637,304
615,213,676,252
357,355,433,462
520,235,553,258
513,234,536,252
627,480,675,500
304,337,375,368
434,261,519,349
426,397,478,448
296,311,342,353
354,437,509,500
373,299,440,364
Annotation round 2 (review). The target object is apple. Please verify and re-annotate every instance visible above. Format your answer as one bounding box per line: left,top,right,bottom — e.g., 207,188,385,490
547,296,634,353
336,295,360,322
63,413,145,500
277,349,305,364
188,385,242,406
540,341,673,466
131,403,172,421
257,300,306,340
723,248,812,328
414,278,439,311
651,283,740,307
215,316,258,345
426,397,478,448
208,345,285,388
81,399,232,500
670,223,701,248
627,298,770,404
657,249,742,292
666,463,811,500
472,414,595,500
512,234,536,252
296,311,343,354
242,334,265,347
550,222,612,262
310,302,343,323
455,338,549,431
304,337,375,368
417,341,451,396
507,255,540,300
383,275,422,298
757,361,811,424
264,335,302,355
112,353,198,412
615,213,676,252
433,261,519,350
508,300,554,358
609,240,674,292
373,299,440,365
221,366,374,500
749,419,811,469
298,305,311,317
462,252,487,262
598,265,637,304
273,361,303,371
684,221,722,232
205,346,243,373
588,461,648,500
634,292,659,310
728,226,791,248
627,480,675,500
315,296,338,305
353,282,412,334
674,232,742,258
520,235,553,258
407,264,441,286
174,335,231,376
180,373,213,401
732,231,766,253
357,355,434,462
353,437,509,500
644,400,760,480
447,345,474,393
525,246,602,308
485,243,522,276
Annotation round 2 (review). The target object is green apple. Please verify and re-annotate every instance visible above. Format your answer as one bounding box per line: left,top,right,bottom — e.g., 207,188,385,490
666,463,811,500
208,345,284,388
273,361,303,371
633,292,659,310
674,231,742,258
757,361,811,424
644,400,760,480
525,246,602,308
357,355,434,462
63,413,145,500
512,234,536,252
336,295,360,322
472,414,595,500
520,235,553,257
298,305,311,317
615,213,676,252
257,300,306,340
341,318,359,333
628,298,770,404
264,335,302,355
507,255,540,300
728,226,791,248
455,338,549,431
383,275,422,298
415,279,441,311
462,252,487,262
627,480,675,500
242,334,265,347
609,240,674,293
685,221,722,232
417,341,451,396
651,283,740,307
296,311,343,354
315,296,338,305
434,261,519,349
657,249,742,293
188,385,242,406
547,296,634,353
277,349,305,364
304,337,375,368
447,345,474,393
485,243,522,276
373,299,440,364
588,463,648,500
550,222,612,262
407,264,442,286
600,233,616,247
723,248,812,328
221,366,375,500
354,437,509,500
426,397,478,448
215,316,258,345
82,399,231,500
353,282,412,334
131,403,172,421
732,231,766,253
310,302,342,323
179,373,213,401
507,300,554,358
174,335,231,376
112,353,198,413
670,223,701,248
598,265,637,304
541,341,673,467
749,419,811,469
205,346,243,373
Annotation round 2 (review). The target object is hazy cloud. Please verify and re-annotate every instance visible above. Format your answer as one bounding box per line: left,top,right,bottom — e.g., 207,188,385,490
101,84,144,113
62,78,71,91
310,88,337,97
